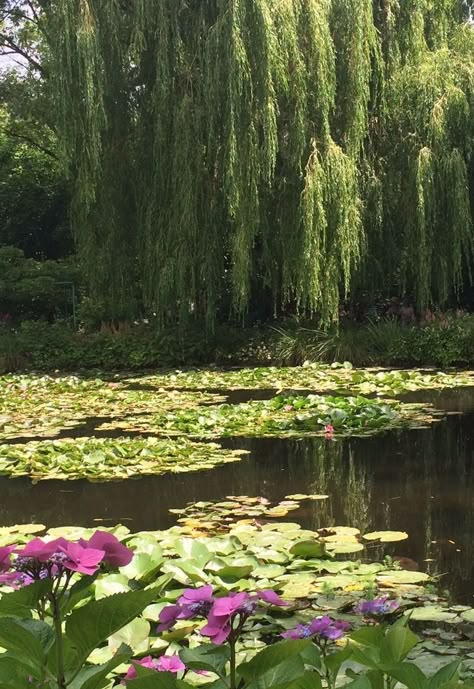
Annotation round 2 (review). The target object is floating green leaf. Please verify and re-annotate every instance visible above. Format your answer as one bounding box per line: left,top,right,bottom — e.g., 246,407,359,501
363,531,409,543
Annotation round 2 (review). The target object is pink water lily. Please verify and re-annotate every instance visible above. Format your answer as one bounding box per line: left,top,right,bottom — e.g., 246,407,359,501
324,424,335,438
59,543,105,575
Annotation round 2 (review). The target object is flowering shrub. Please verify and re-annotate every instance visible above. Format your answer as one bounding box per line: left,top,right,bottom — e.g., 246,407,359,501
0,531,166,689
0,546,465,689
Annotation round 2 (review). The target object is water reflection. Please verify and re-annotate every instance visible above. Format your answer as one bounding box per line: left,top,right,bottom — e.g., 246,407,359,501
0,408,474,601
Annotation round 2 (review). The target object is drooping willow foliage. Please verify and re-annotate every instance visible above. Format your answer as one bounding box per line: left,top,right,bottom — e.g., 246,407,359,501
47,0,474,324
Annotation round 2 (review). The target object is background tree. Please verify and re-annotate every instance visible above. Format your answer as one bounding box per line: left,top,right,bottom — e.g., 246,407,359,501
3,0,474,326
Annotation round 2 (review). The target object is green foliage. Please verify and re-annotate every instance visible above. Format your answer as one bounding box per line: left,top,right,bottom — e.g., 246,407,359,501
5,317,474,371
0,109,70,260
0,246,78,322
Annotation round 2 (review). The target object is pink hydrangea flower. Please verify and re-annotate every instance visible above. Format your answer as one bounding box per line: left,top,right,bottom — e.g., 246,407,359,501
0,546,14,574
83,531,133,567
15,538,67,563
257,589,287,607
200,612,233,644
59,543,105,575
123,655,185,682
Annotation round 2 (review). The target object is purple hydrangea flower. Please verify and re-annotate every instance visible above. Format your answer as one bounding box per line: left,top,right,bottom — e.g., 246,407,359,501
157,604,183,632
15,538,67,563
200,611,233,644
282,616,350,641
157,587,289,644
355,596,399,616
178,584,214,618
282,623,314,639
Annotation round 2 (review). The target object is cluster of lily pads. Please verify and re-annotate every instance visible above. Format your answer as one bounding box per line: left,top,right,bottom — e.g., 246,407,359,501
0,437,248,482
125,364,474,396
0,374,224,441
0,367,461,481
103,393,438,439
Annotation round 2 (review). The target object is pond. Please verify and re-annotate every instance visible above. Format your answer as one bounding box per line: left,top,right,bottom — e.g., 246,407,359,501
1,381,473,603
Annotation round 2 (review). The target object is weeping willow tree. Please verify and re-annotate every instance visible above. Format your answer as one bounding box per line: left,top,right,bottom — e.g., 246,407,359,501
46,0,474,324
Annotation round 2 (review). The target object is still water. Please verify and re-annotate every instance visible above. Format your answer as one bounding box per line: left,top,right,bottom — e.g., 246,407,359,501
1,385,474,601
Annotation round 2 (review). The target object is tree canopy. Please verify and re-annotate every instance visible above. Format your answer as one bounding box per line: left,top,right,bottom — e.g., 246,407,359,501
2,0,474,325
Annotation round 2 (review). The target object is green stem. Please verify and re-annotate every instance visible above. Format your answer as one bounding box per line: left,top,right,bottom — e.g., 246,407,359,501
52,596,66,689
321,643,333,689
230,640,237,689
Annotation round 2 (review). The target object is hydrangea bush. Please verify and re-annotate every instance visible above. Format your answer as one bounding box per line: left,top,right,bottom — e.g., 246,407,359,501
0,537,465,689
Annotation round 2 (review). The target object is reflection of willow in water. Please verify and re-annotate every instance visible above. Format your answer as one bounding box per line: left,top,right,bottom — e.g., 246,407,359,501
285,440,373,534
418,419,474,597
281,418,474,600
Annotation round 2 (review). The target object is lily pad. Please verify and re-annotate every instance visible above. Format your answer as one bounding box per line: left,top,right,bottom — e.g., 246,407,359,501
408,607,460,623
377,570,430,585
363,530,409,542
289,540,326,558
285,494,329,501
325,542,365,554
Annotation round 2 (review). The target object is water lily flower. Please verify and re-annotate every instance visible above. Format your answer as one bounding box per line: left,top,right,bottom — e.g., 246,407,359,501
283,404,294,412
84,531,134,567
355,596,399,616
0,546,13,573
122,654,185,682
324,424,335,438
59,543,105,575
